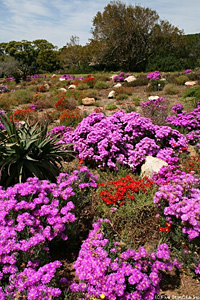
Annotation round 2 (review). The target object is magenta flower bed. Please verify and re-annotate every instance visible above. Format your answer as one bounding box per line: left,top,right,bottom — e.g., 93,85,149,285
70,219,180,300
0,167,97,298
59,110,187,170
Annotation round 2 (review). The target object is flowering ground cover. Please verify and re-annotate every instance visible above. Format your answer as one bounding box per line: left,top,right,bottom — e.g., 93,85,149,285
0,70,200,298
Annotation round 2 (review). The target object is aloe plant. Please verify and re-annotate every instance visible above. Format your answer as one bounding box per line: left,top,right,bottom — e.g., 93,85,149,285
0,115,71,187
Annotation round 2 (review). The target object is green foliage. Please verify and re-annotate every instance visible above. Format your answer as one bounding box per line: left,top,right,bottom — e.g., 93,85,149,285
10,88,35,104
174,75,189,85
91,1,183,71
86,89,99,99
105,103,117,110
182,85,200,99
94,81,110,89
76,83,89,90
132,96,141,106
146,55,183,72
182,85,200,108
125,76,148,86
146,79,166,91
163,83,180,95
0,114,70,187
116,93,129,100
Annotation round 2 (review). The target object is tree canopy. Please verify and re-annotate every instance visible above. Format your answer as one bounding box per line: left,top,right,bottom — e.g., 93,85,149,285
90,0,184,71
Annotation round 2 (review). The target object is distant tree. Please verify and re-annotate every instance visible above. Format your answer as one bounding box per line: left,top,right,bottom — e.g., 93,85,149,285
90,0,184,71
37,49,60,72
0,56,22,82
60,36,85,71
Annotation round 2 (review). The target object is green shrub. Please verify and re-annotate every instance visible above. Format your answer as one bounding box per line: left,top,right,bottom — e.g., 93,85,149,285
116,93,128,100
76,83,89,90
11,88,35,104
174,75,189,85
132,96,141,106
182,85,200,108
0,115,70,187
105,103,117,110
163,83,180,95
86,89,99,99
146,79,165,92
94,81,110,89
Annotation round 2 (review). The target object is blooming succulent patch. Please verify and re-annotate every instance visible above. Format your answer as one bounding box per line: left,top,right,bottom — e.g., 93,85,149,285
59,110,187,170
99,175,154,207
166,103,200,152
146,71,161,81
0,167,97,298
71,219,180,300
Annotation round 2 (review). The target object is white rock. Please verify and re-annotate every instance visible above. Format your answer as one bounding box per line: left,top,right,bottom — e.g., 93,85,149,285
185,81,198,86
108,90,116,98
124,75,137,83
43,83,50,91
59,88,67,92
140,156,168,178
82,97,95,106
148,96,159,101
113,83,122,88
68,84,76,89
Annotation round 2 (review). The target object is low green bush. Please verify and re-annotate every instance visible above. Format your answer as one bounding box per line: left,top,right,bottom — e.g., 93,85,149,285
94,81,110,89
174,75,189,85
163,83,180,95
105,103,117,110
146,79,165,91
116,93,129,100
10,88,35,104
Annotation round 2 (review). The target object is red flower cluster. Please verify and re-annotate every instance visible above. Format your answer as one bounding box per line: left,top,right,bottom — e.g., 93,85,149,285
181,155,200,174
82,76,96,88
59,108,82,126
158,222,171,233
9,109,37,122
99,175,154,206
55,96,67,110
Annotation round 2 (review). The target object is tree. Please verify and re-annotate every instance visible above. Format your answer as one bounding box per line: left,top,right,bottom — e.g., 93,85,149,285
37,49,60,72
60,36,92,72
90,0,184,71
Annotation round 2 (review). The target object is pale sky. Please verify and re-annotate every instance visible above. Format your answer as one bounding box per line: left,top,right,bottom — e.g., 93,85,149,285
0,0,199,49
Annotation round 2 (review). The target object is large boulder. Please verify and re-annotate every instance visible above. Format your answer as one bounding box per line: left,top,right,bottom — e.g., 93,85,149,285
82,97,95,106
124,75,137,83
140,156,168,178
185,81,198,87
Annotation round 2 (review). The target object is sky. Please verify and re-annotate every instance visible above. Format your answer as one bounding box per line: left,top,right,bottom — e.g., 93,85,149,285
0,0,200,49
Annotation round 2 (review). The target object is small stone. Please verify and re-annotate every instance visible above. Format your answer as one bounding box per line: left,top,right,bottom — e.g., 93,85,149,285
68,84,76,89
148,96,159,100
113,83,122,88
59,88,67,92
108,90,116,98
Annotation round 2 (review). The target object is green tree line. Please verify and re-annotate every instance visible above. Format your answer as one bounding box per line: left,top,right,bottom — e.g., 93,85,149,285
0,0,199,79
